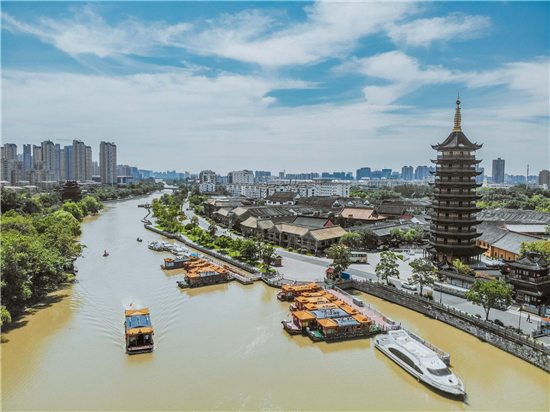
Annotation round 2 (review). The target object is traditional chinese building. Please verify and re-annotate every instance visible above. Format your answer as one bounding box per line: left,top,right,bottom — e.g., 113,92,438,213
428,97,484,264
502,252,550,316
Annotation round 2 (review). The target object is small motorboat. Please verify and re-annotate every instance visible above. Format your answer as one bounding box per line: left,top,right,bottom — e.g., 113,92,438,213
103,250,109,257
124,308,154,354
137,238,143,242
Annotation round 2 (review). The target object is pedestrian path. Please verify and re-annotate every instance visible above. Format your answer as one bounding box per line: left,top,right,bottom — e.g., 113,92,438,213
329,288,400,332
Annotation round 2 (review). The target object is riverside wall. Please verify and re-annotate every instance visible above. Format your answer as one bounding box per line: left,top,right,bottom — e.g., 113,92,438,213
339,279,550,373
144,225,260,276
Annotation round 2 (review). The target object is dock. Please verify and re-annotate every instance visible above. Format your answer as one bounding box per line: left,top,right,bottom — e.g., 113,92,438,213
329,286,451,364
328,287,400,332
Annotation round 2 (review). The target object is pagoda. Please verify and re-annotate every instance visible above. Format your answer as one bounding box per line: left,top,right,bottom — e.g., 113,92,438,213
428,96,484,264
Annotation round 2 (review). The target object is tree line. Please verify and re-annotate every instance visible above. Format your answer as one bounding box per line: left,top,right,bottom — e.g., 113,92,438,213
0,189,103,325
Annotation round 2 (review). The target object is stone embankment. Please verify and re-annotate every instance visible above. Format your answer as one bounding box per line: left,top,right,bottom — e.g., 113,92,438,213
144,225,260,280
338,278,550,373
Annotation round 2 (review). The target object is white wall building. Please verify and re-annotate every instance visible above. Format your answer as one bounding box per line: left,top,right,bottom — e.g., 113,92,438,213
228,170,254,184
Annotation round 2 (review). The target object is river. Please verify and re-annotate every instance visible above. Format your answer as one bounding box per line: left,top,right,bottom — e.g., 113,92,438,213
2,191,548,411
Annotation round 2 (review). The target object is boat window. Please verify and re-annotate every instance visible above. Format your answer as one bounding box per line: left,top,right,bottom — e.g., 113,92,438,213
388,348,415,369
427,367,452,376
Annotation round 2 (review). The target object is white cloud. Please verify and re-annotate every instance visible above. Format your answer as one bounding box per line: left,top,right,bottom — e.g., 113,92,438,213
338,51,548,112
184,2,414,67
387,12,491,47
2,7,191,58
3,67,548,175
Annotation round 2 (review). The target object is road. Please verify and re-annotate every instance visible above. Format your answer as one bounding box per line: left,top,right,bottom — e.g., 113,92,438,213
182,200,548,342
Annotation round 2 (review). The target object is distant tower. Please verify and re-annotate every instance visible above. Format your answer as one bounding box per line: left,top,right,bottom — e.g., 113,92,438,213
428,96,484,264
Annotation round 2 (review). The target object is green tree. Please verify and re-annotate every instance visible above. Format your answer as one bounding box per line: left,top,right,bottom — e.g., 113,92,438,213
62,202,84,221
80,196,103,215
375,251,400,285
520,240,550,260
215,235,232,249
240,239,259,261
259,244,276,271
208,223,218,237
230,238,243,255
191,216,199,228
1,305,12,326
409,258,436,295
390,228,404,241
326,244,351,278
357,227,379,249
453,259,471,275
466,279,513,320
340,232,362,249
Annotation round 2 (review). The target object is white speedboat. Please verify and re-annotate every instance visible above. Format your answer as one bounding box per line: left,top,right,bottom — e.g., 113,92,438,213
375,330,465,397
171,246,189,255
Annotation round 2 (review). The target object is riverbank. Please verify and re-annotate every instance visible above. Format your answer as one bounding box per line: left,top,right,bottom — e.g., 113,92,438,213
2,191,549,411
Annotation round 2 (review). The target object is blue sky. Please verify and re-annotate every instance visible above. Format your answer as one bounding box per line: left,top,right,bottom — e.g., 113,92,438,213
2,1,548,175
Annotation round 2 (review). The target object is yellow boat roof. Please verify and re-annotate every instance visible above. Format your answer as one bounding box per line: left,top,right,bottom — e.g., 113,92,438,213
127,326,153,335
125,308,149,316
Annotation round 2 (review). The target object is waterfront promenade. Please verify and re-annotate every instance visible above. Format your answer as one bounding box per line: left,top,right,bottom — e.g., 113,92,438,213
183,201,548,342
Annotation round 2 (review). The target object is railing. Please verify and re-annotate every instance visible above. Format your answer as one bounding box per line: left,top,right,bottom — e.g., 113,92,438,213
507,274,550,284
351,279,550,355
402,327,451,365
144,225,260,277
331,286,400,331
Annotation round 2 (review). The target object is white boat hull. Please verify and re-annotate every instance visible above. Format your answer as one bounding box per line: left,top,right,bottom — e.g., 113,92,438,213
375,336,465,397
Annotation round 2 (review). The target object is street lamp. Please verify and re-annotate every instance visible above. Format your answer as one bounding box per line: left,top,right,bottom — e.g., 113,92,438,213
439,275,446,304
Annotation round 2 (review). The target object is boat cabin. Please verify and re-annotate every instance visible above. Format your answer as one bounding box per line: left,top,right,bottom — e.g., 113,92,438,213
125,308,154,354
277,283,321,301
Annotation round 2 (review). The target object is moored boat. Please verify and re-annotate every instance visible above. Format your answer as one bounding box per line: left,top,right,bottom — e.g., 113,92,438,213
375,330,465,397
124,308,154,354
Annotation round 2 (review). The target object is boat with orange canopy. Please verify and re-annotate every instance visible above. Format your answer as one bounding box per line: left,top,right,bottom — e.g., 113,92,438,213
124,308,154,354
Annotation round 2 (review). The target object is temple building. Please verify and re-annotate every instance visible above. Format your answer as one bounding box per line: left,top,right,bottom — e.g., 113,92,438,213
501,252,550,316
428,97,484,264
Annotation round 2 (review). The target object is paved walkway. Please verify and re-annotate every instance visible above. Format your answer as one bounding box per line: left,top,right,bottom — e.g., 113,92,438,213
330,288,398,331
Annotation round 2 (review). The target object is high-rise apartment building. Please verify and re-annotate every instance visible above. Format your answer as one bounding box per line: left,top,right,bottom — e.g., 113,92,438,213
73,140,88,182
356,167,372,180
401,166,414,181
3,143,17,161
64,146,74,180
32,145,42,168
93,161,100,176
99,141,117,185
228,170,254,184
85,146,93,180
415,166,430,181
492,158,505,183
23,144,32,174
538,170,550,187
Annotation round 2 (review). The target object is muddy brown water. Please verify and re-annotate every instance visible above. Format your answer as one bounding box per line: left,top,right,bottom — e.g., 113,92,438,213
2,192,549,411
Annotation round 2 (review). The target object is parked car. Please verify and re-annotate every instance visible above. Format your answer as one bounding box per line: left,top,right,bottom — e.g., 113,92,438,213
402,282,418,291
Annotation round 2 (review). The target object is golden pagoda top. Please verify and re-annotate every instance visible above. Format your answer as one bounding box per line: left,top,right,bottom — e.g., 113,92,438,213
453,93,462,132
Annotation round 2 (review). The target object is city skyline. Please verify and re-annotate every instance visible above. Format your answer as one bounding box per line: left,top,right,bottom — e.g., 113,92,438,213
2,2,549,174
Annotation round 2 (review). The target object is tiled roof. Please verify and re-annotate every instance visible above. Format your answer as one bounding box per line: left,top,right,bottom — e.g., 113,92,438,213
308,226,347,241
491,231,539,255
477,208,550,224
292,216,330,228
338,207,384,221
266,191,299,202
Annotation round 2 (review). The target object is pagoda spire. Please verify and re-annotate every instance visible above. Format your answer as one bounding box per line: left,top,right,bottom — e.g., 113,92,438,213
453,94,462,132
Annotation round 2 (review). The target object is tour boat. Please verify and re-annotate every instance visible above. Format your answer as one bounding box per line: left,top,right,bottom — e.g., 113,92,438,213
124,308,154,354
375,330,465,397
